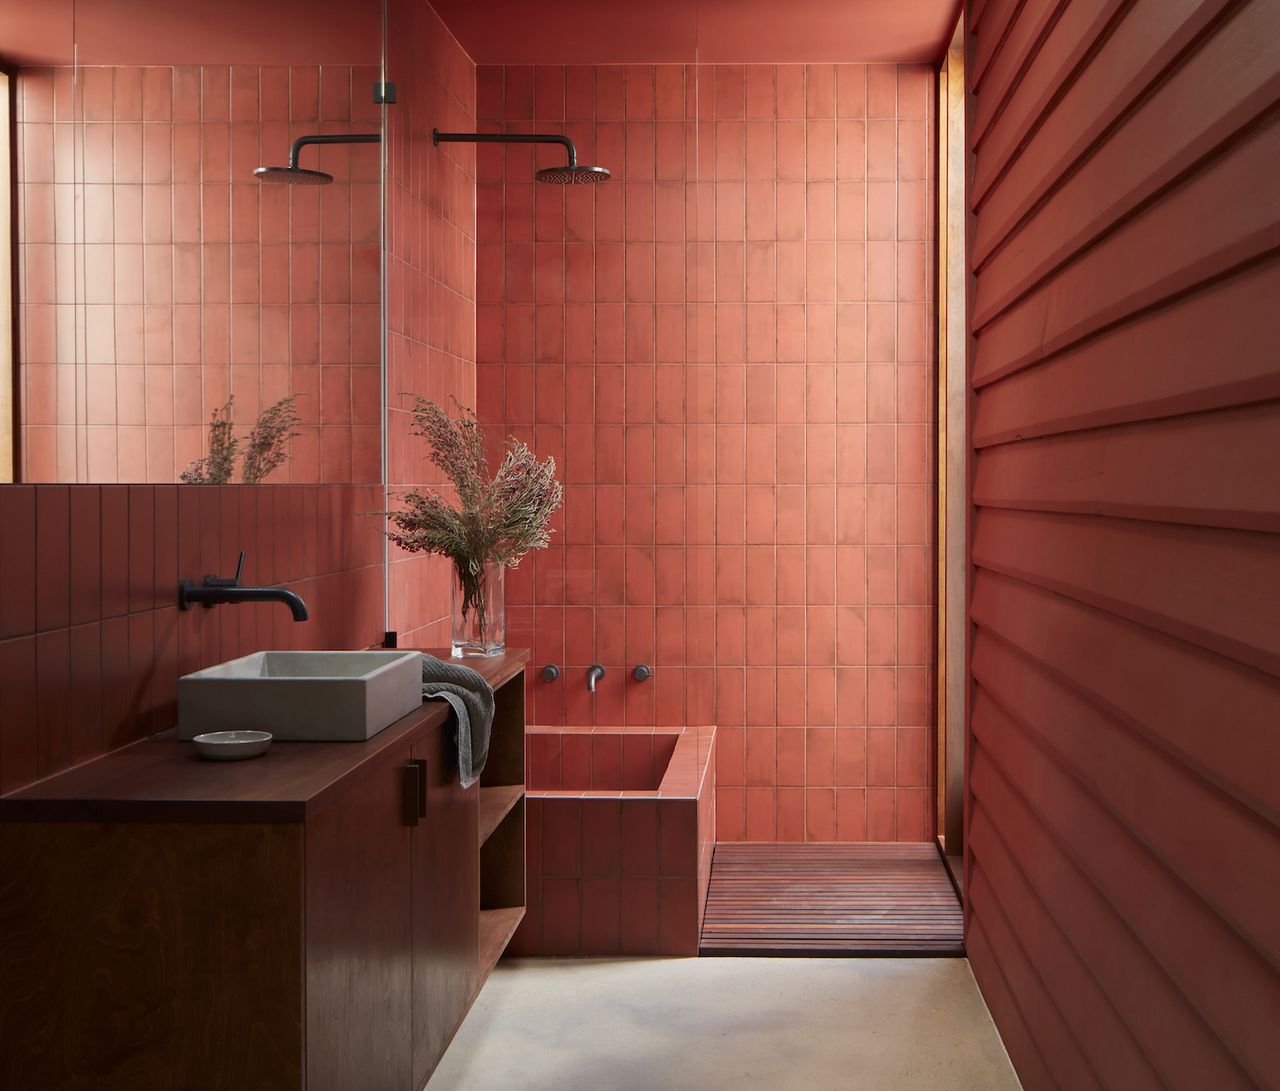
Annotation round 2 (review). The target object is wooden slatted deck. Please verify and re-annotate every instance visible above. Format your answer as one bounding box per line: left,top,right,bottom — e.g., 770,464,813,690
700,843,964,956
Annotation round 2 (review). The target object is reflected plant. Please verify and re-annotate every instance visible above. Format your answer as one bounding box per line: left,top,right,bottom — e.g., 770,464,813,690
179,400,238,485
243,396,302,484
180,395,301,485
386,397,563,636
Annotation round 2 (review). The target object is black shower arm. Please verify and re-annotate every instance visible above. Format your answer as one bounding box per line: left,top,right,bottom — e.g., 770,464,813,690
289,133,381,169
432,129,577,167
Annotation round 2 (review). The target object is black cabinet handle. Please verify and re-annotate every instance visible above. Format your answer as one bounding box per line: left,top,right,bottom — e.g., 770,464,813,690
412,759,428,818
402,763,420,827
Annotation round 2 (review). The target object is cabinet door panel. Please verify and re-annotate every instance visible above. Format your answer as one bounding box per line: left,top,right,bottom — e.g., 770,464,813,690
306,741,414,1091
412,725,479,1081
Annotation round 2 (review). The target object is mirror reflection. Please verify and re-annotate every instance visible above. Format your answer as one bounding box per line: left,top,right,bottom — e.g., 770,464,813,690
7,0,383,483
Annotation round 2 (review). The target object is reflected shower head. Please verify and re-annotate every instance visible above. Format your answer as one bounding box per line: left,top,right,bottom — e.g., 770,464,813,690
535,164,611,184
254,165,333,185
254,133,380,185
433,129,610,184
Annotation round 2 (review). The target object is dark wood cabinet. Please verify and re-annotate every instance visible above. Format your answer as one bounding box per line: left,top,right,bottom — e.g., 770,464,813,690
0,649,528,1091
411,732,479,1078
306,737,415,1091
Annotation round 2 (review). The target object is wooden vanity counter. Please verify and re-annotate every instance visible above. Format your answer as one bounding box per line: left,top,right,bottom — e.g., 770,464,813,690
0,647,529,1091
0,648,527,825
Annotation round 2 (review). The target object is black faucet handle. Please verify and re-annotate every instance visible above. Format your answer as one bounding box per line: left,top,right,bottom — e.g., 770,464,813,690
204,551,246,589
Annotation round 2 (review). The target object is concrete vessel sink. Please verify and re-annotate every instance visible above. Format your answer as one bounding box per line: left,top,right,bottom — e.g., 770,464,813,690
178,650,424,742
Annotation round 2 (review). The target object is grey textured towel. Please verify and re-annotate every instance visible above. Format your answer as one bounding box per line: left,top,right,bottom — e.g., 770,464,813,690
421,654,495,789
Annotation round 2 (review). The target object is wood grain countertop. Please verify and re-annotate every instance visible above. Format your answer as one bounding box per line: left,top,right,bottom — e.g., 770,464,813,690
0,648,529,824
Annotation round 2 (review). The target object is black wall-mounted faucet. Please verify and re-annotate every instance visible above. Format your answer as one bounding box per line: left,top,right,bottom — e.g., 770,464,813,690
179,552,310,622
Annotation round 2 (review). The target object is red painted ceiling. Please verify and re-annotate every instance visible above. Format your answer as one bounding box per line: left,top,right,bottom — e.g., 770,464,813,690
431,0,963,64
2,0,960,70
0,0,379,67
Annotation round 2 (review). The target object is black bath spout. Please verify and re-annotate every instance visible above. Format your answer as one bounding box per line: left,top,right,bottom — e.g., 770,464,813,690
179,552,309,622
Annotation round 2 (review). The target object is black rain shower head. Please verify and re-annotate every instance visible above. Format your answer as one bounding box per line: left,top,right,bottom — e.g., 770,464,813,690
255,133,381,185
254,165,333,185
432,129,611,184
535,164,612,184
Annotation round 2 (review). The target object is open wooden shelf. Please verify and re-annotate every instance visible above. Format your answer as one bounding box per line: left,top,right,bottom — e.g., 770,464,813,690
479,906,525,977
478,785,524,846
419,646,526,1066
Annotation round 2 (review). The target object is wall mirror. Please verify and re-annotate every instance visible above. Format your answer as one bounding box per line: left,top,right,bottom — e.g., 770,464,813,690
4,0,384,484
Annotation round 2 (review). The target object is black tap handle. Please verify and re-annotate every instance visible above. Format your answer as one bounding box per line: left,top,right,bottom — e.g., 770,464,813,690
205,551,246,589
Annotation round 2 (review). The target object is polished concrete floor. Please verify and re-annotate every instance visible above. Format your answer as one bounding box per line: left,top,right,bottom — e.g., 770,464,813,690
431,957,1021,1090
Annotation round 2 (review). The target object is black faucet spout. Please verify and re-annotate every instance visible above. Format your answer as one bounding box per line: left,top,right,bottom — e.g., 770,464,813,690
180,582,309,621
179,552,309,621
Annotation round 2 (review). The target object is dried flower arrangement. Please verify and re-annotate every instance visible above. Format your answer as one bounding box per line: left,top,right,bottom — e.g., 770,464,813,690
180,396,302,485
386,397,563,651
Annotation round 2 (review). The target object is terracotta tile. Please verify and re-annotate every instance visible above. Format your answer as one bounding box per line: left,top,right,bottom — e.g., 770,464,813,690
658,876,698,954
579,794,624,875
776,727,805,786
744,786,775,839
543,799,583,878
528,733,562,792
716,726,746,786
867,787,896,841
716,787,746,840
836,788,867,839
619,877,659,953
896,726,929,787
716,667,746,726
659,800,697,876
896,787,930,841
741,723,774,785
836,65,867,118
805,787,836,841
776,787,806,841
542,877,582,955
0,637,39,792
562,732,592,789
67,622,103,764
581,877,621,955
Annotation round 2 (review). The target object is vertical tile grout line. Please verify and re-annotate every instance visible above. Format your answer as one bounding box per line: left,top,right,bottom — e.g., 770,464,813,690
890,68,901,841
861,65,871,841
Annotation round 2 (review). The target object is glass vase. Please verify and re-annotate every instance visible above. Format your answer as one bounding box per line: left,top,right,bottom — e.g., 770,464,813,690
451,559,505,658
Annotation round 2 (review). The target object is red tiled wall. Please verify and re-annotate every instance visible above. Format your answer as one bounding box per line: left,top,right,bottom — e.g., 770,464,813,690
384,0,477,646
0,484,385,794
14,64,382,484
478,63,936,842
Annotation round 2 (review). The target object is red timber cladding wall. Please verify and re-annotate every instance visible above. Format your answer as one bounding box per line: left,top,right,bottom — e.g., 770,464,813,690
384,0,478,646
476,63,937,842
964,0,1280,1088
0,484,385,794
13,64,382,484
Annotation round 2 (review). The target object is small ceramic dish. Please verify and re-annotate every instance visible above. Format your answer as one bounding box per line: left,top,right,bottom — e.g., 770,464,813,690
192,730,273,761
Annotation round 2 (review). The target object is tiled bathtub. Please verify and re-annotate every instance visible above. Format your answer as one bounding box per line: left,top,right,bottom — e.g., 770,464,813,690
510,725,717,957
